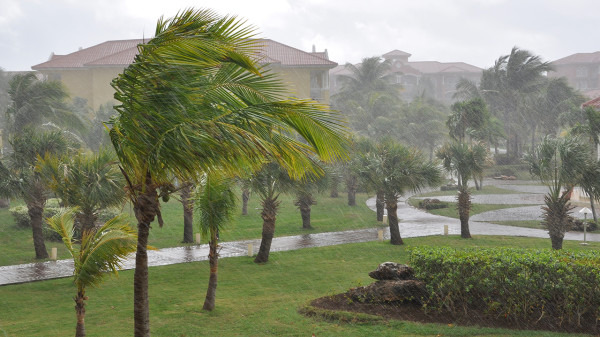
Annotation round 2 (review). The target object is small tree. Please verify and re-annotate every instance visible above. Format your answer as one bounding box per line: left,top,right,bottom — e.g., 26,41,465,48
196,174,235,311
291,169,328,229
437,141,490,238
46,207,137,337
524,135,588,249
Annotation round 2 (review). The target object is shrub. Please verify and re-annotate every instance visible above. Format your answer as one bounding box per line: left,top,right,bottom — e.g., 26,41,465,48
9,206,30,228
418,198,448,210
410,247,600,330
440,185,458,191
571,219,598,232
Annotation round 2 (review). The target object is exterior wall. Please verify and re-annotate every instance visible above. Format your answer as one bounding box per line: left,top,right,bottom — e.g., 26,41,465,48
551,63,600,93
41,69,94,106
91,67,125,110
264,66,331,104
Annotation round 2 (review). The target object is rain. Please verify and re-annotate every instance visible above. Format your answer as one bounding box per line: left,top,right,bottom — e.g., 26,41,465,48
1,1,600,336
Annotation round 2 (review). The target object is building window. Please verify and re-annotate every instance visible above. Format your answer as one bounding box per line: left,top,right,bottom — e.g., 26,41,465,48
310,71,329,100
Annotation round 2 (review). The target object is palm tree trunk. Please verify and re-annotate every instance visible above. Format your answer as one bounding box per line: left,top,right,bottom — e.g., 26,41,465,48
300,204,312,229
241,188,250,215
590,199,597,223
346,175,357,206
376,190,384,222
202,237,218,311
132,176,159,337
75,290,86,337
28,202,48,259
458,187,472,238
255,197,279,263
330,180,339,198
550,235,563,250
181,184,194,243
385,193,403,245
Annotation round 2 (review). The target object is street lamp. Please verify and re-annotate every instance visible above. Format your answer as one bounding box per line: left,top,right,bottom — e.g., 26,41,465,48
579,207,593,245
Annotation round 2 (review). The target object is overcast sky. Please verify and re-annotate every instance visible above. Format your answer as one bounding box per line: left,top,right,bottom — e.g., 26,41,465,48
1,0,598,71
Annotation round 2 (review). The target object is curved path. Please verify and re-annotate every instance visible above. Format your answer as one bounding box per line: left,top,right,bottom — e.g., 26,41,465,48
1,180,599,286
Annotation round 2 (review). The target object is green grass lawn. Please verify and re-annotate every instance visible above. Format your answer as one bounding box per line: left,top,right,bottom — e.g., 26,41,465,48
0,236,594,337
0,192,378,266
406,198,527,219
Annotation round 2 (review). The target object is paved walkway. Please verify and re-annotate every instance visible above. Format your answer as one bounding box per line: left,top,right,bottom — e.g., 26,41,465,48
2,180,599,286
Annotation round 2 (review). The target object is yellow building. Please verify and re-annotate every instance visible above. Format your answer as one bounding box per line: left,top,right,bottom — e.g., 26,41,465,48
32,39,336,110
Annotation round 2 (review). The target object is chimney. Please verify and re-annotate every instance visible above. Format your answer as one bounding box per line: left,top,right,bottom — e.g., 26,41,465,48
312,44,316,53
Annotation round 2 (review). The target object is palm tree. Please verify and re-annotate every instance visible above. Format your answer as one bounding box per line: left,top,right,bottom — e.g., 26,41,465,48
524,135,589,249
46,207,137,337
37,148,126,234
196,174,236,311
108,9,348,336
178,182,195,243
0,130,69,258
291,169,328,229
332,56,402,139
363,139,442,244
248,162,294,263
437,141,490,238
479,47,553,158
5,73,82,138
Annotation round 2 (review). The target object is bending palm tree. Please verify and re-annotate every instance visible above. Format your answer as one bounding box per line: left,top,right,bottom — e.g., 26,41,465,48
109,9,348,336
196,174,236,311
46,207,137,337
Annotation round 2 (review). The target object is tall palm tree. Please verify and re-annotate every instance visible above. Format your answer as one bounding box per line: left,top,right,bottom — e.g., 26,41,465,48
108,9,348,336
248,162,294,263
524,135,588,249
479,47,553,158
332,56,402,139
46,207,137,337
37,148,126,234
6,73,82,138
436,141,490,238
196,174,236,311
362,139,442,244
0,130,69,258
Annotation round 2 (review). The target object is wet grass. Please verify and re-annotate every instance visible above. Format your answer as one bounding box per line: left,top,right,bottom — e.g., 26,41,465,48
0,236,594,337
416,185,520,197
0,192,378,266
406,198,527,219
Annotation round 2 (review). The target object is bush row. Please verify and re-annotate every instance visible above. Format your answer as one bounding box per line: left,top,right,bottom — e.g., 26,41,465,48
409,246,600,330
9,204,120,241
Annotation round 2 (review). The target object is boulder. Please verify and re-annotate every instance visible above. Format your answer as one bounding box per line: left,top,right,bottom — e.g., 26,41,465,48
368,262,415,280
346,279,427,303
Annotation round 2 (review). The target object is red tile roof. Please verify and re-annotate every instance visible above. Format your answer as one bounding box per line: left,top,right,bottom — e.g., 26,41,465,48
32,38,336,70
583,96,600,109
408,61,481,74
383,49,412,58
552,51,600,65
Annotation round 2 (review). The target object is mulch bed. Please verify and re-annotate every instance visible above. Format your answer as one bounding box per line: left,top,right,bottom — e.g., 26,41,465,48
309,293,599,335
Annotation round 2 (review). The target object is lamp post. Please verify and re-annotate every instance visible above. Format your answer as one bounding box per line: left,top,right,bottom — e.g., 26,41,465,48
579,207,592,245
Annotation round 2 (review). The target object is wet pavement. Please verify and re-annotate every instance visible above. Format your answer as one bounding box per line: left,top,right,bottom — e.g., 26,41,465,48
2,180,599,287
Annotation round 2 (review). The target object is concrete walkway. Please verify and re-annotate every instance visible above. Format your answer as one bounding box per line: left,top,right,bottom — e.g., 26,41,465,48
1,181,599,286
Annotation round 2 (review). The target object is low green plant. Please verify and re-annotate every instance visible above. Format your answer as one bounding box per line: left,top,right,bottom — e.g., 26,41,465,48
410,246,600,331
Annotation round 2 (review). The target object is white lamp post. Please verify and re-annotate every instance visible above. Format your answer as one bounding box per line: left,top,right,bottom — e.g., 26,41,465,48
579,207,593,245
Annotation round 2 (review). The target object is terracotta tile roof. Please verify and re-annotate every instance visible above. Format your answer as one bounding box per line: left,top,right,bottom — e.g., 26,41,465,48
583,96,600,108
256,39,337,67
32,39,145,69
552,51,600,65
383,49,412,58
32,38,337,70
408,61,481,74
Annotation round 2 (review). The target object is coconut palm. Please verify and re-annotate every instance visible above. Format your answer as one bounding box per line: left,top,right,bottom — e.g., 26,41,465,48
37,148,126,234
195,174,236,311
108,9,348,336
248,162,294,263
46,207,137,337
363,139,442,244
436,141,490,238
524,135,589,249
0,130,69,258
5,73,82,138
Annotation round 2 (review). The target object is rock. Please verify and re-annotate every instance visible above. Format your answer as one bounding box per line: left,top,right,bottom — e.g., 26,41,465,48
346,279,427,303
368,262,415,280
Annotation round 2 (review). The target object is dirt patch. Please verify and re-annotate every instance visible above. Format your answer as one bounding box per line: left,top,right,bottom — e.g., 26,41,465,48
309,293,598,335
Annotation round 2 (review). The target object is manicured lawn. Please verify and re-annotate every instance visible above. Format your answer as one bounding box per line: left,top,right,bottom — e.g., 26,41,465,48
0,236,593,337
416,185,521,197
406,198,527,219
0,192,378,266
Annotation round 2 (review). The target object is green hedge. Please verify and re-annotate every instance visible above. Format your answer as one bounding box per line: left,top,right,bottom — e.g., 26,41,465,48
409,247,600,329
